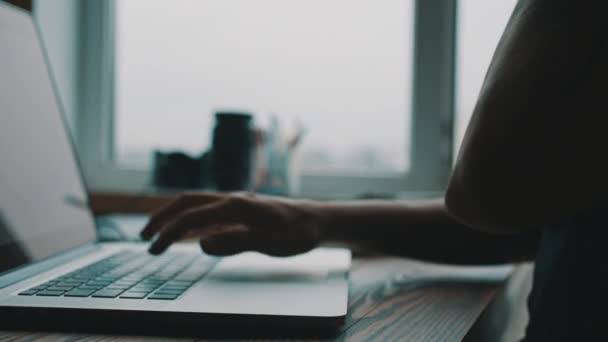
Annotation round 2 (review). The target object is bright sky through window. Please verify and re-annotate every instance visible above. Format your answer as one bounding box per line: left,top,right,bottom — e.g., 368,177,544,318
115,0,414,174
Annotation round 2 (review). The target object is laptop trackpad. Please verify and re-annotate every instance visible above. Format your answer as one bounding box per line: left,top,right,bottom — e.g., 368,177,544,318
208,253,331,283
174,248,351,316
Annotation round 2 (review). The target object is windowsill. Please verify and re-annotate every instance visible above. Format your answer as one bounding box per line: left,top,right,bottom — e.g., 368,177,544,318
84,161,442,200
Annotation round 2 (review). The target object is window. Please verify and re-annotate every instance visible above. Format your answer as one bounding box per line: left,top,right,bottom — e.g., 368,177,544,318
115,0,414,174
77,0,456,197
454,0,518,157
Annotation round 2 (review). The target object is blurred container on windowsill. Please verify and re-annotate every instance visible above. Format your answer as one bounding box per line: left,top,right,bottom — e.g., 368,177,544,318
253,116,304,196
151,111,304,197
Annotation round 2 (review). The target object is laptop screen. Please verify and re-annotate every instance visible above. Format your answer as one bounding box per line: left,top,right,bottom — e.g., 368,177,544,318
0,4,96,275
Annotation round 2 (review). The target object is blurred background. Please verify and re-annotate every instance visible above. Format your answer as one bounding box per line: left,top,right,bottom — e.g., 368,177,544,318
27,0,516,199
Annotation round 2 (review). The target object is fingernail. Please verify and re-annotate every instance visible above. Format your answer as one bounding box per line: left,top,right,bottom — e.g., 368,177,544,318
140,231,151,240
148,242,164,255
141,225,156,239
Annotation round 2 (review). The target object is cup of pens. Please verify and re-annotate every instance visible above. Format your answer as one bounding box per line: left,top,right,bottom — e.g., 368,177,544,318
211,111,305,196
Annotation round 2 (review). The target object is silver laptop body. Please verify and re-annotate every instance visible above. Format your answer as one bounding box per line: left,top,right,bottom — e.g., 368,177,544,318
0,3,349,334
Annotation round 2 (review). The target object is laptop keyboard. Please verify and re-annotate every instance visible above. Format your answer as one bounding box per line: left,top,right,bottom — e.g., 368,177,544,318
18,251,215,300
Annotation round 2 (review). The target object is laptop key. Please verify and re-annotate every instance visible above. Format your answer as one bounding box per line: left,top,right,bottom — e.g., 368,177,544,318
18,289,39,296
77,286,103,291
57,282,80,287
154,290,184,296
166,279,193,285
87,281,112,286
156,287,185,294
65,289,96,297
130,285,159,292
106,285,132,290
120,292,148,299
164,283,192,289
112,281,137,287
92,289,125,298
82,286,106,292
72,275,90,280
125,290,152,295
148,293,179,300
47,286,75,292
36,290,65,296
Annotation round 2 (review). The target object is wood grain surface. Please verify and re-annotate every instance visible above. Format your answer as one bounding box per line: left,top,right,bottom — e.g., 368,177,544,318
0,257,513,342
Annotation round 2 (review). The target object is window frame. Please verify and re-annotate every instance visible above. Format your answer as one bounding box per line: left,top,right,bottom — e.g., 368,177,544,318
77,0,457,199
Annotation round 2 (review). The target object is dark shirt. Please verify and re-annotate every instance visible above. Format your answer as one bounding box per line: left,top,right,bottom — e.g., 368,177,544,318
524,207,608,341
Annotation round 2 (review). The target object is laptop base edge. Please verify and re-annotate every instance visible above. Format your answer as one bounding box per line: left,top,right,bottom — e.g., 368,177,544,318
0,305,346,339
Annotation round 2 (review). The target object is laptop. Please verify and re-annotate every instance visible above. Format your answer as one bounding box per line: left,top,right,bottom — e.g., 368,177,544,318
0,2,350,335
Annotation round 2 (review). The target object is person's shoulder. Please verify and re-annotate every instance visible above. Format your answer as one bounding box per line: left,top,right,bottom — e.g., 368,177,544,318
445,0,608,233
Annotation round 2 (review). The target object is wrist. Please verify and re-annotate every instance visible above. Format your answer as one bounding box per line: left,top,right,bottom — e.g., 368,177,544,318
297,200,348,244
287,198,335,243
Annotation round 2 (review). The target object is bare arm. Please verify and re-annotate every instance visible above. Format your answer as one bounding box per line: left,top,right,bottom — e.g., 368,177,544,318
319,198,540,264
139,193,540,265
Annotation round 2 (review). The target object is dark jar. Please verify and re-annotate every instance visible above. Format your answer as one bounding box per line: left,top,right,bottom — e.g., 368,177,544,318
210,111,254,191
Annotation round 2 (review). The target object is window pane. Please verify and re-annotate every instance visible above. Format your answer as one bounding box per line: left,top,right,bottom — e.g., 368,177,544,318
115,0,414,173
455,0,518,157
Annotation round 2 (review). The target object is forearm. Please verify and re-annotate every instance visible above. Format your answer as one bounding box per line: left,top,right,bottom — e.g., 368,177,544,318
312,198,540,265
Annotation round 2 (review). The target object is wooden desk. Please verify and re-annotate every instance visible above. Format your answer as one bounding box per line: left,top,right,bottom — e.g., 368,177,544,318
0,257,522,341
2,193,531,340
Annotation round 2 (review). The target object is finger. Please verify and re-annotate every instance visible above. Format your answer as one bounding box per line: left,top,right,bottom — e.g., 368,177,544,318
140,193,219,240
200,230,254,256
148,199,234,255
140,197,192,240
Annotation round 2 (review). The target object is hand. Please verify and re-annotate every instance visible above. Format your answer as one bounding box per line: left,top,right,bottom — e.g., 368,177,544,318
140,192,325,257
